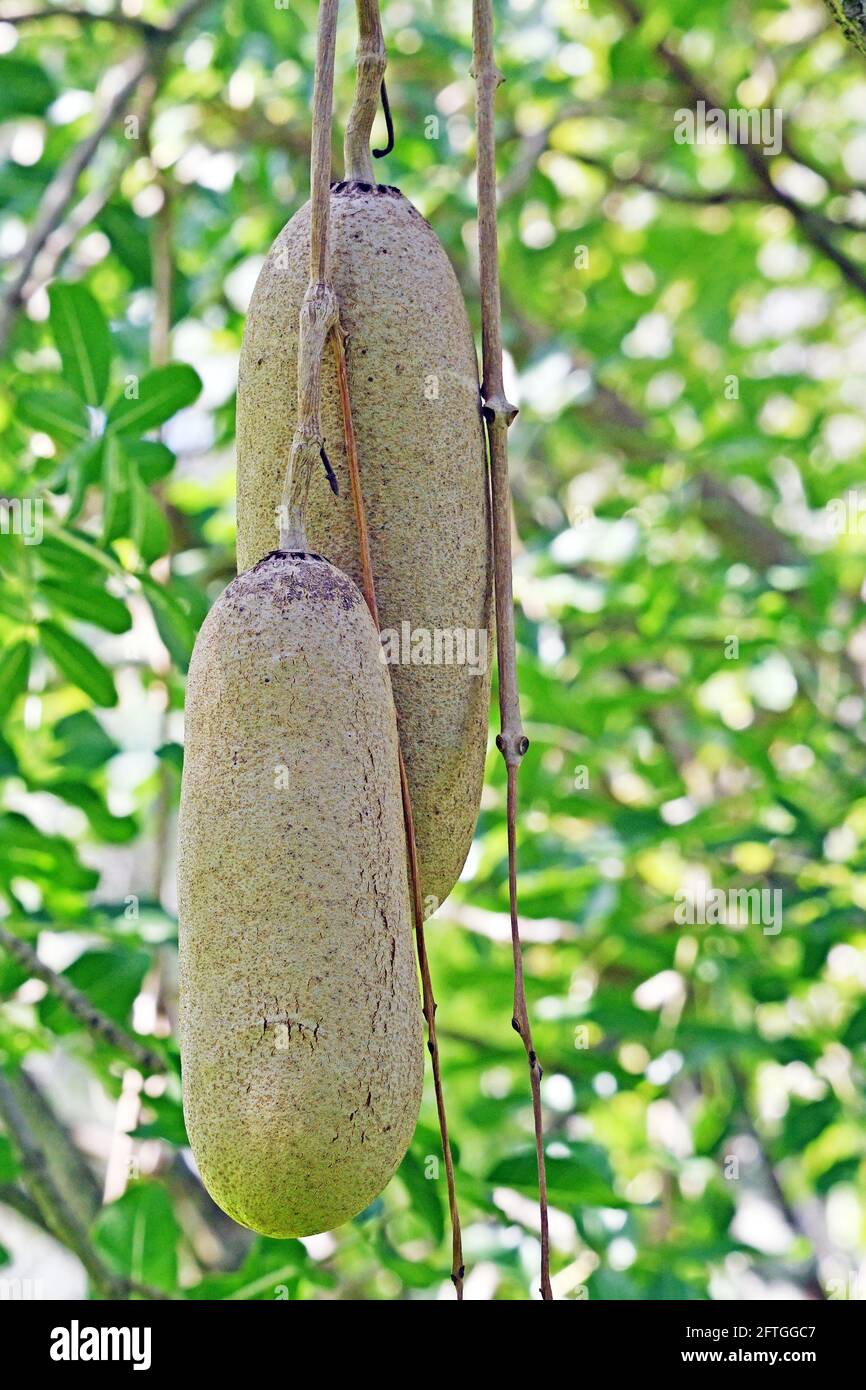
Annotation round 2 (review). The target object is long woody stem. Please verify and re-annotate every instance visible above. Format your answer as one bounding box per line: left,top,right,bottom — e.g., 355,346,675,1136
344,0,386,182
279,0,340,551
472,0,552,1300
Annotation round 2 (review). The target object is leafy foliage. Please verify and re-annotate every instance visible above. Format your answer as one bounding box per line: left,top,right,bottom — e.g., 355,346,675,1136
1,0,866,1301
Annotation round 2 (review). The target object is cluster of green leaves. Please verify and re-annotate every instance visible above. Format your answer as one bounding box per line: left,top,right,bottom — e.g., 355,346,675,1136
1,0,866,1300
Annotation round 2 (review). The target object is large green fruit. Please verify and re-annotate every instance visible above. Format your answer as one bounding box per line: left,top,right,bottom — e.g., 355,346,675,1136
236,182,492,911
178,551,423,1237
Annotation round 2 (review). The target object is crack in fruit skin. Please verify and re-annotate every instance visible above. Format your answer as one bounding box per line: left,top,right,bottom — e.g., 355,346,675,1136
177,554,423,1238
236,184,493,911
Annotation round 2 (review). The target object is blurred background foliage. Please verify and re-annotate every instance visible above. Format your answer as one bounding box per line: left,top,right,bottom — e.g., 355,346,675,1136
1,0,866,1301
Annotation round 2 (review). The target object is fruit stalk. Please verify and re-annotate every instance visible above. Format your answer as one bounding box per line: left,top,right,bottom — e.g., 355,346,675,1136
472,0,553,1301
280,0,340,550
344,0,386,182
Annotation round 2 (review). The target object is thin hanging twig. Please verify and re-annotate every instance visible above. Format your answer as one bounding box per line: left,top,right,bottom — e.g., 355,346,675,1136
0,925,165,1073
331,331,465,1298
279,0,340,550
471,0,552,1300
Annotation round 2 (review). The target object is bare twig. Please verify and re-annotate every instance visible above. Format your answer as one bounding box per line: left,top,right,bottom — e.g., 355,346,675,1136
0,1182,47,1230
0,925,165,1073
823,0,866,57
1,5,163,34
6,1067,103,1227
344,0,387,182
331,330,465,1298
472,0,551,1301
0,53,148,351
149,192,173,369
0,1070,171,1299
586,154,866,230
614,0,866,301
729,1066,826,1300
14,74,158,318
499,105,866,231
279,0,339,550
0,0,212,353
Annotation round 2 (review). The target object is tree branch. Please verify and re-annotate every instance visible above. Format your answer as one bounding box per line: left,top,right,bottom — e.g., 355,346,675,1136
729,1068,826,1300
0,925,165,1073
1,5,163,34
613,0,866,300
0,0,212,352
0,1069,170,1299
823,0,866,57
0,1181,49,1230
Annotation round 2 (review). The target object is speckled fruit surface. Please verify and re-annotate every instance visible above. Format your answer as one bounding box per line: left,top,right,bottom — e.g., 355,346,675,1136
236,183,492,911
177,552,423,1237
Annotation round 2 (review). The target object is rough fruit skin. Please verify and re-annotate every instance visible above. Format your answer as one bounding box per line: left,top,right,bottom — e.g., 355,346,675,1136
178,552,423,1238
236,183,492,910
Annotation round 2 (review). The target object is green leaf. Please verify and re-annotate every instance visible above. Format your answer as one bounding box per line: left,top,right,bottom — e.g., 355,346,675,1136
843,1005,866,1049
780,1097,839,1154
97,201,151,284
132,1094,188,1146
0,812,98,891
374,1234,440,1289
40,947,150,1032
48,283,112,407
123,440,175,485
106,364,201,436
0,586,28,624
101,438,131,545
815,1157,860,1195
156,742,184,773
0,642,31,722
38,529,114,582
488,1148,629,1208
186,1237,309,1301
40,621,117,707
397,1147,445,1245
40,579,131,635
54,710,118,771
130,480,170,563
0,733,15,777
93,1184,179,1292
46,781,137,843
0,1135,20,1184
140,577,196,669
18,390,90,446
0,57,55,118
65,438,104,523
